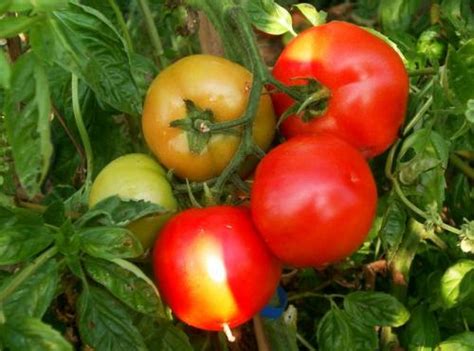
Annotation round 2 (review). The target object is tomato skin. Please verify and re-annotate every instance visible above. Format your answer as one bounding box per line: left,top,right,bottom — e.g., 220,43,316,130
272,21,409,158
142,54,276,181
153,206,281,331
250,134,377,267
88,154,178,250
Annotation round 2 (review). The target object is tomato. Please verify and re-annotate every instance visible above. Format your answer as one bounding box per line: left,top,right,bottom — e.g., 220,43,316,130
153,206,281,331
250,134,377,267
272,21,409,158
88,154,178,250
142,54,276,181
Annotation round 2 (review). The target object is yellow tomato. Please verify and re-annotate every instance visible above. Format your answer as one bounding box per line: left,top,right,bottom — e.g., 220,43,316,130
142,54,275,181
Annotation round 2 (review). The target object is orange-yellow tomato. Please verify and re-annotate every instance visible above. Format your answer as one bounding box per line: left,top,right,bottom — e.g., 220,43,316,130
88,154,178,250
142,54,276,181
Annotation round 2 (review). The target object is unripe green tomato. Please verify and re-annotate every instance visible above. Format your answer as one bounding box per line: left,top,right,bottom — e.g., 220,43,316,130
88,154,178,250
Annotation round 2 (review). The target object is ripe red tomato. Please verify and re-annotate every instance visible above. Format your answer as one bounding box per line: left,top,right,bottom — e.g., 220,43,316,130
250,134,377,267
272,21,409,158
153,206,281,331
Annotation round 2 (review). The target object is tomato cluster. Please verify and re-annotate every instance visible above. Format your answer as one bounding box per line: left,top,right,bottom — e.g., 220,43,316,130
90,21,407,335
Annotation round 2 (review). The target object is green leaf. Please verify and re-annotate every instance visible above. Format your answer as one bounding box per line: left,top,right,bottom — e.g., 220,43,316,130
0,225,53,265
0,49,10,90
466,99,474,123
440,260,474,308
0,318,72,351
83,257,163,315
4,52,53,198
77,226,143,259
441,0,474,40
0,15,43,39
1,259,58,321
401,305,440,350
263,315,298,351
293,4,326,26
437,332,474,351
317,308,352,351
77,287,147,351
29,3,142,116
379,0,423,32
446,40,474,106
379,200,407,257
8,0,68,12
76,196,166,228
0,0,12,15
344,291,410,327
245,0,294,35
143,322,193,351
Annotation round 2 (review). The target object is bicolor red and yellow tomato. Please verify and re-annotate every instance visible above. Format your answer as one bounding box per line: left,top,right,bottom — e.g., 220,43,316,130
272,21,409,158
153,206,281,331
250,134,377,267
88,154,178,250
142,54,276,181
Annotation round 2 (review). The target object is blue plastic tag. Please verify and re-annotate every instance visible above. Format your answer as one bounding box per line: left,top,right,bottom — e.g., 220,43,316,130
260,286,288,319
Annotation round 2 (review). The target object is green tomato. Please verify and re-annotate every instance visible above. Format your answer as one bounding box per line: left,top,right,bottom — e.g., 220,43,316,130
89,153,178,250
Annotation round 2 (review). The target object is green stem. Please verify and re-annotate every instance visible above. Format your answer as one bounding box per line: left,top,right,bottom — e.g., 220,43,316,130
403,95,433,135
296,333,317,351
0,246,58,303
450,154,474,180
408,67,437,76
137,0,167,69
108,0,134,52
386,141,461,236
207,116,251,132
287,292,344,302
72,75,93,188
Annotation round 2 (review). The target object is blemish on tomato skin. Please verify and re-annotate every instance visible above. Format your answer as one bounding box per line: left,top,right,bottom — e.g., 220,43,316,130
244,81,251,93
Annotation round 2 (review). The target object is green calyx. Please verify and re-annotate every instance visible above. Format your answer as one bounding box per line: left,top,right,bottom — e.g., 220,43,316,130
276,77,331,127
169,100,241,155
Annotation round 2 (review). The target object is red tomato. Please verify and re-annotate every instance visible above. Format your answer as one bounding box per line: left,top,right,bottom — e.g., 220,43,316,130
153,206,281,331
272,21,409,158
250,134,377,267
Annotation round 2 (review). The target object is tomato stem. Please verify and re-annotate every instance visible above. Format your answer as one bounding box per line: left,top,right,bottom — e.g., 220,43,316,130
137,0,167,69
0,246,58,304
450,153,474,180
72,74,94,190
107,0,134,52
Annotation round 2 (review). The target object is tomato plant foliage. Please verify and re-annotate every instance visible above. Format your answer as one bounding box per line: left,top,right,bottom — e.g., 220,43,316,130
0,0,473,350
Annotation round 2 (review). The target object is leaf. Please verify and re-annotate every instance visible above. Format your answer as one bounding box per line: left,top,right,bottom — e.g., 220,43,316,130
344,291,410,327
397,128,450,210
29,3,142,116
441,0,474,40
293,4,326,26
3,52,53,197
83,257,163,315
143,322,193,351
317,309,352,351
0,0,12,15
76,196,167,228
0,225,53,265
0,49,10,90
77,287,148,351
379,200,407,257
401,305,440,350
245,0,294,35
379,0,423,32
446,40,474,106
1,259,58,321
8,0,68,12
440,260,474,308
437,332,474,351
263,315,298,351
0,318,72,351
77,226,142,259
0,15,43,39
